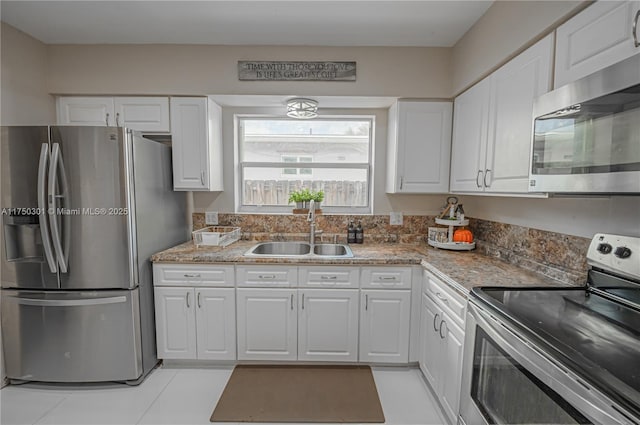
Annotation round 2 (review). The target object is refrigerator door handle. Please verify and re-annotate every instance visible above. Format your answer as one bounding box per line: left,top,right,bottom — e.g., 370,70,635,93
38,144,58,273
4,294,128,307
48,143,70,273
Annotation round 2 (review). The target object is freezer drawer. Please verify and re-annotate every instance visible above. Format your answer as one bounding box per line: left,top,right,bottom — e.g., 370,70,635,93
1,289,143,383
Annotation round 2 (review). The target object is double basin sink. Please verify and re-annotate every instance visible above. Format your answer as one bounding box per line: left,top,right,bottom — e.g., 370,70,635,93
245,241,354,258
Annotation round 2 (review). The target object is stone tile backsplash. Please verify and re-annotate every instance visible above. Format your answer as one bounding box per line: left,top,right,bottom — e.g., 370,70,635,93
468,218,590,285
193,213,436,244
192,213,590,285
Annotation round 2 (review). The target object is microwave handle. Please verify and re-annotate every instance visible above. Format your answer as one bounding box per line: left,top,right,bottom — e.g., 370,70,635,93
633,9,640,48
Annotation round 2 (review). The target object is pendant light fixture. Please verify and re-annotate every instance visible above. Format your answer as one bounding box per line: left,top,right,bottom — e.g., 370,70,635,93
286,98,318,119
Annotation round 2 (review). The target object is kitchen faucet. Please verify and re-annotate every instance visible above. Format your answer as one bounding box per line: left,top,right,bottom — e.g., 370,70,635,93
307,199,319,247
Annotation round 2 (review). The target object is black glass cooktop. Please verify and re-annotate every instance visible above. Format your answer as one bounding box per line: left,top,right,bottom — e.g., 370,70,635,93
472,284,640,419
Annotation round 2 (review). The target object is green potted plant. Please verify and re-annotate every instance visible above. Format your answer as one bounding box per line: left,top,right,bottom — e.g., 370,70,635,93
311,190,324,208
288,188,313,209
288,188,323,210
288,190,305,209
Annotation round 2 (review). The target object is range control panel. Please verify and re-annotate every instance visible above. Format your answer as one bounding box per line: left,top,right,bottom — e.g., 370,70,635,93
588,233,640,280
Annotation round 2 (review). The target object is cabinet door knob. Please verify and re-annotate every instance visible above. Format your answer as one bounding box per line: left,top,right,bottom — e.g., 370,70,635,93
301,293,305,310
484,169,492,188
476,170,483,188
200,171,205,185
435,292,449,303
400,176,404,190
183,273,201,278
115,112,121,128
633,9,640,48
365,294,369,310
320,275,337,280
439,319,447,339
105,113,110,126
197,292,202,309
433,313,440,332
186,292,190,308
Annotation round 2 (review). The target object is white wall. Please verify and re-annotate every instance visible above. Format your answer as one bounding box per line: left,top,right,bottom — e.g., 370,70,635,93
44,42,455,216
193,105,447,215
451,1,587,95
47,44,452,98
0,22,55,125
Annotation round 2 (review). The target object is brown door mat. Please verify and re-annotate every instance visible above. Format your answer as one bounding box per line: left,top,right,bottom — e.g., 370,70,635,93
210,364,385,423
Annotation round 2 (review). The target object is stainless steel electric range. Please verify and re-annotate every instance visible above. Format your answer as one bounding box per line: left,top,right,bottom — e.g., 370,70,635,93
459,233,640,425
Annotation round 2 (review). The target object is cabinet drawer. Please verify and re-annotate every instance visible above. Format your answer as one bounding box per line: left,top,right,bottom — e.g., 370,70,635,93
153,264,234,287
423,270,466,324
299,266,359,288
361,267,412,289
236,265,297,287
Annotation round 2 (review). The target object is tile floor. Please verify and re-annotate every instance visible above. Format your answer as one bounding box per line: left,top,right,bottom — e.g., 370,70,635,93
0,366,446,425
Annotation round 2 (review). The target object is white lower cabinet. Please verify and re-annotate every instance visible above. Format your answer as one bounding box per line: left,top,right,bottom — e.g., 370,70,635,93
419,275,466,425
154,287,235,360
154,264,418,367
359,289,411,363
236,288,298,361
237,288,359,362
195,288,236,360
155,287,197,359
298,289,359,361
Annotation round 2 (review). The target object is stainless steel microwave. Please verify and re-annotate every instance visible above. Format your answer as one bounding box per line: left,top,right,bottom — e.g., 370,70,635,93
529,54,640,194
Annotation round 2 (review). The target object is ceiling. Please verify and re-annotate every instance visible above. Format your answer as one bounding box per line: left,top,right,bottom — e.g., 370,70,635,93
1,1,493,47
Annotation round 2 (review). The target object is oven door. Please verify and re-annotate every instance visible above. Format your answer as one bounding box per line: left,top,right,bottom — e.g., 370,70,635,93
459,300,635,425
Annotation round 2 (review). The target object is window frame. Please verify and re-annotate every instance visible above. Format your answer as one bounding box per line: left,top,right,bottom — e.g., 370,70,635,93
236,114,374,214
281,155,314,176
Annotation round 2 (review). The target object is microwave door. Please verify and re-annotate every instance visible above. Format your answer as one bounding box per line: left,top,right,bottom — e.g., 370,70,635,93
51,126,136,290
530,54,640,194
0,126,59,289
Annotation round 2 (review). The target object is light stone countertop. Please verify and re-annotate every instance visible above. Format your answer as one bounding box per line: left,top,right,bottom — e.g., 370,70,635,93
152,240,577,296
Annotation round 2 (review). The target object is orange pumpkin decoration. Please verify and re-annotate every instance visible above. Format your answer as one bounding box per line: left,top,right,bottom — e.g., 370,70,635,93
453,229,474,243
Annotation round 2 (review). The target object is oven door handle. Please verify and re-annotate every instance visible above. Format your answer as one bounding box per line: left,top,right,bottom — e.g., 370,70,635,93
467,301,636,425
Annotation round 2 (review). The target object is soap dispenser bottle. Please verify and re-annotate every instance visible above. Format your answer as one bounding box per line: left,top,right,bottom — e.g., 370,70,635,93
355,221,364,244
347,221,356,244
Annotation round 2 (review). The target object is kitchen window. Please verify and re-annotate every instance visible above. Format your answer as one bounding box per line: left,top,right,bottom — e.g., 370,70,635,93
281,155,313,176
237,117,373,214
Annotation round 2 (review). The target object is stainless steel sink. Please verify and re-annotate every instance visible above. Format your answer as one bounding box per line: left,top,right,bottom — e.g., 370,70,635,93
248,242,311,256
313,244,351,257
245,242,353,258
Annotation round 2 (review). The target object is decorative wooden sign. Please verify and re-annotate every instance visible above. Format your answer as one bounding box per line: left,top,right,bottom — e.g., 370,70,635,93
238,61,356,81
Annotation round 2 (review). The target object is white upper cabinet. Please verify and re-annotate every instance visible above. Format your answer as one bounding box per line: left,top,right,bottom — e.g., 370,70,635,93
170,97,224,191
555,1,640,88
114,97,170,132
485,34,554,192
450,34,553,194
386,101,453,194
57,97,116,127
450,79,491,192
57,96,170,132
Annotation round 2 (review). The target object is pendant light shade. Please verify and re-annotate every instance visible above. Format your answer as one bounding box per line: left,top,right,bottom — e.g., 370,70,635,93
286,98,318,119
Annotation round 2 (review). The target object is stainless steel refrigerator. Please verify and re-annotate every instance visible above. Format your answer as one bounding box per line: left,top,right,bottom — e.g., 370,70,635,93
0,126,188,384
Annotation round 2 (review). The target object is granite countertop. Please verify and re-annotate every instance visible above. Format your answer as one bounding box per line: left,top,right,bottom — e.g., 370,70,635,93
152,240,574,295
